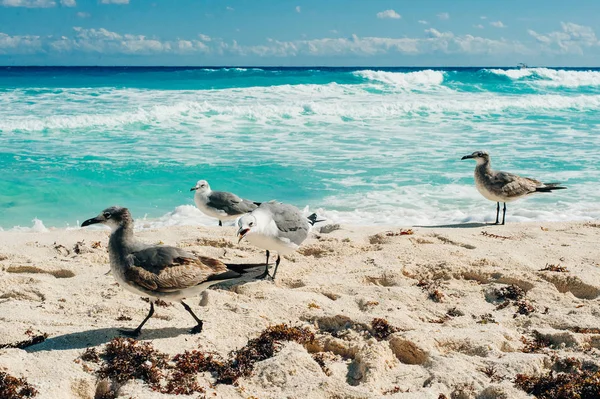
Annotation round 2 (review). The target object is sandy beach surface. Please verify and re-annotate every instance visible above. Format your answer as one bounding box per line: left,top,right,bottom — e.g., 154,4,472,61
1,221,599,398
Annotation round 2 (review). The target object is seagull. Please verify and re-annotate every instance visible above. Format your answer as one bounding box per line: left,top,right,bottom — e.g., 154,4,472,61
191,180,260,226
461,151,566,225
81,206,263,337
236,201,322,281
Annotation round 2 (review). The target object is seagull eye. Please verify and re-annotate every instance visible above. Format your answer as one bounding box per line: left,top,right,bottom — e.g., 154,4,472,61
249,222,254,227
103,212,111,219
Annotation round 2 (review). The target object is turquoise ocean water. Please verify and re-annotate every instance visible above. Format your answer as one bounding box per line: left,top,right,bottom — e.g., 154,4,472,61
0,66,599,230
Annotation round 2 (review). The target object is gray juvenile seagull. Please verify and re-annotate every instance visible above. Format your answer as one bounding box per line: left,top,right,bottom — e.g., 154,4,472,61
82,206,262,337
237,201,322,280
191,180,260,226
461,151,566,225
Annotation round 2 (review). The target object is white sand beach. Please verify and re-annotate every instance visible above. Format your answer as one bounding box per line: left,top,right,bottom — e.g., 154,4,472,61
1,221,599,398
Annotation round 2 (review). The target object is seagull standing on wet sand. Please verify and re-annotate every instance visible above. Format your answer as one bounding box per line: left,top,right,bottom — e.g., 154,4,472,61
191,180,260,226
237,201,322,281
82,206,263,337
461,151,566,225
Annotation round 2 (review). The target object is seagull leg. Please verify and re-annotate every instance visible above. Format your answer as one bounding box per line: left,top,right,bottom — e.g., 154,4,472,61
181,300,203,334
495,202,500,225
502,203,507,225
256,250,272,280
119,302,154,337
271,255,282,281
218,220,222,227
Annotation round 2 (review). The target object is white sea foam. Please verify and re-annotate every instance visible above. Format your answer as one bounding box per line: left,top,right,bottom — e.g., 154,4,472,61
2,83,600,132
353,69,445,88
10,218,49,232
487,68,600,87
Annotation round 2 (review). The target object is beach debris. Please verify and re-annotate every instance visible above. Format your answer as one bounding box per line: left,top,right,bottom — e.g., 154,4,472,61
539,263,569,272
521,330,553,353
493,284,525,302
431,234,476,249
83,324,315,393
370,318,399,340
478,364,505,382
53,243,70,256
514,300,536,316
307,302,321,310
514,368,600,398
568,327,600,334
385,229,414,236
481,231,512,240
0,330,47,350
446,307,464,317
311,353,332,376
0,371,38,398
476,314,497,324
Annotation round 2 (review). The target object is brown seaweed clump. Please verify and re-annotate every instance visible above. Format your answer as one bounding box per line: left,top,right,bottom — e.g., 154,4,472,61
514,369,600,399
97,338,168,389
0,371,38,399
370,318,399,340
216,324,315,384
86,324,315,393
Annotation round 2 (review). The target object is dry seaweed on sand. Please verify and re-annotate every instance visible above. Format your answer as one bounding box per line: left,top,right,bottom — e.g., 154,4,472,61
493,284,525,301
521,330,553,353
514,369,600,399
0,371,38,399
539,263,569,272
85,324,315,393
370,318,399,340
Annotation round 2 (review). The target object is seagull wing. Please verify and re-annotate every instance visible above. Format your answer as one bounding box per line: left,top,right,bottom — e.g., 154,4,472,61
207,191,259,215
491,171,541,198
125,246,232,292
262,202,310,246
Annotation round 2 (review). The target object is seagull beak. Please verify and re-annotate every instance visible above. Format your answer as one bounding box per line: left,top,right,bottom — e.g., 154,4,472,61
190,187,198,191
81,217,101,227
237,228,250,243
461,154,474,160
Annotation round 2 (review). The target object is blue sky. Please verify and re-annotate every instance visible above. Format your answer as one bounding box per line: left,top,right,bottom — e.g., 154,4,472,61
0,0,599,66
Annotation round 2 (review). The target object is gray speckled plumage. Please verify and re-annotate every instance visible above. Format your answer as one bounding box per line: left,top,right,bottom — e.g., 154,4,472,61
82,206,262,336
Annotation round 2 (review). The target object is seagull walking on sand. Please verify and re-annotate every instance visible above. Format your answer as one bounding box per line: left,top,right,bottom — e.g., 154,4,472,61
82,206,263,337
461,151,566,225
191,180,260,226
237,201,323,281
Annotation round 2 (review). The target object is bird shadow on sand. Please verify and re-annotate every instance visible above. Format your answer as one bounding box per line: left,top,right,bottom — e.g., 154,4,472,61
24,326,191,353
414,222,494,229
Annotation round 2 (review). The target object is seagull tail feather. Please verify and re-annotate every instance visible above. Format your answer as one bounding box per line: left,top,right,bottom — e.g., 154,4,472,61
307,213,326,226
537,183,567,192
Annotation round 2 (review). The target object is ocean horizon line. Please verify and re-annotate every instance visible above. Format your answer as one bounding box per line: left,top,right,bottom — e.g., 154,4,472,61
1,65,599,70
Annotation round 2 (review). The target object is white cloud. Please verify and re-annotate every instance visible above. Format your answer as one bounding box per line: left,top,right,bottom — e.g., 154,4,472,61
100,0,128,4
60,0,74,6
0,32,43,54
295,5,300,13
1,0,55,7
490,21,506,28
330,29,338,34
473,24,484,29
0,25,579,59
76,11,90,18
528,22,598,54
226,6,234,11
418,20,428,25
480,16,487,20
377,9,401,20
437,12,449,20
